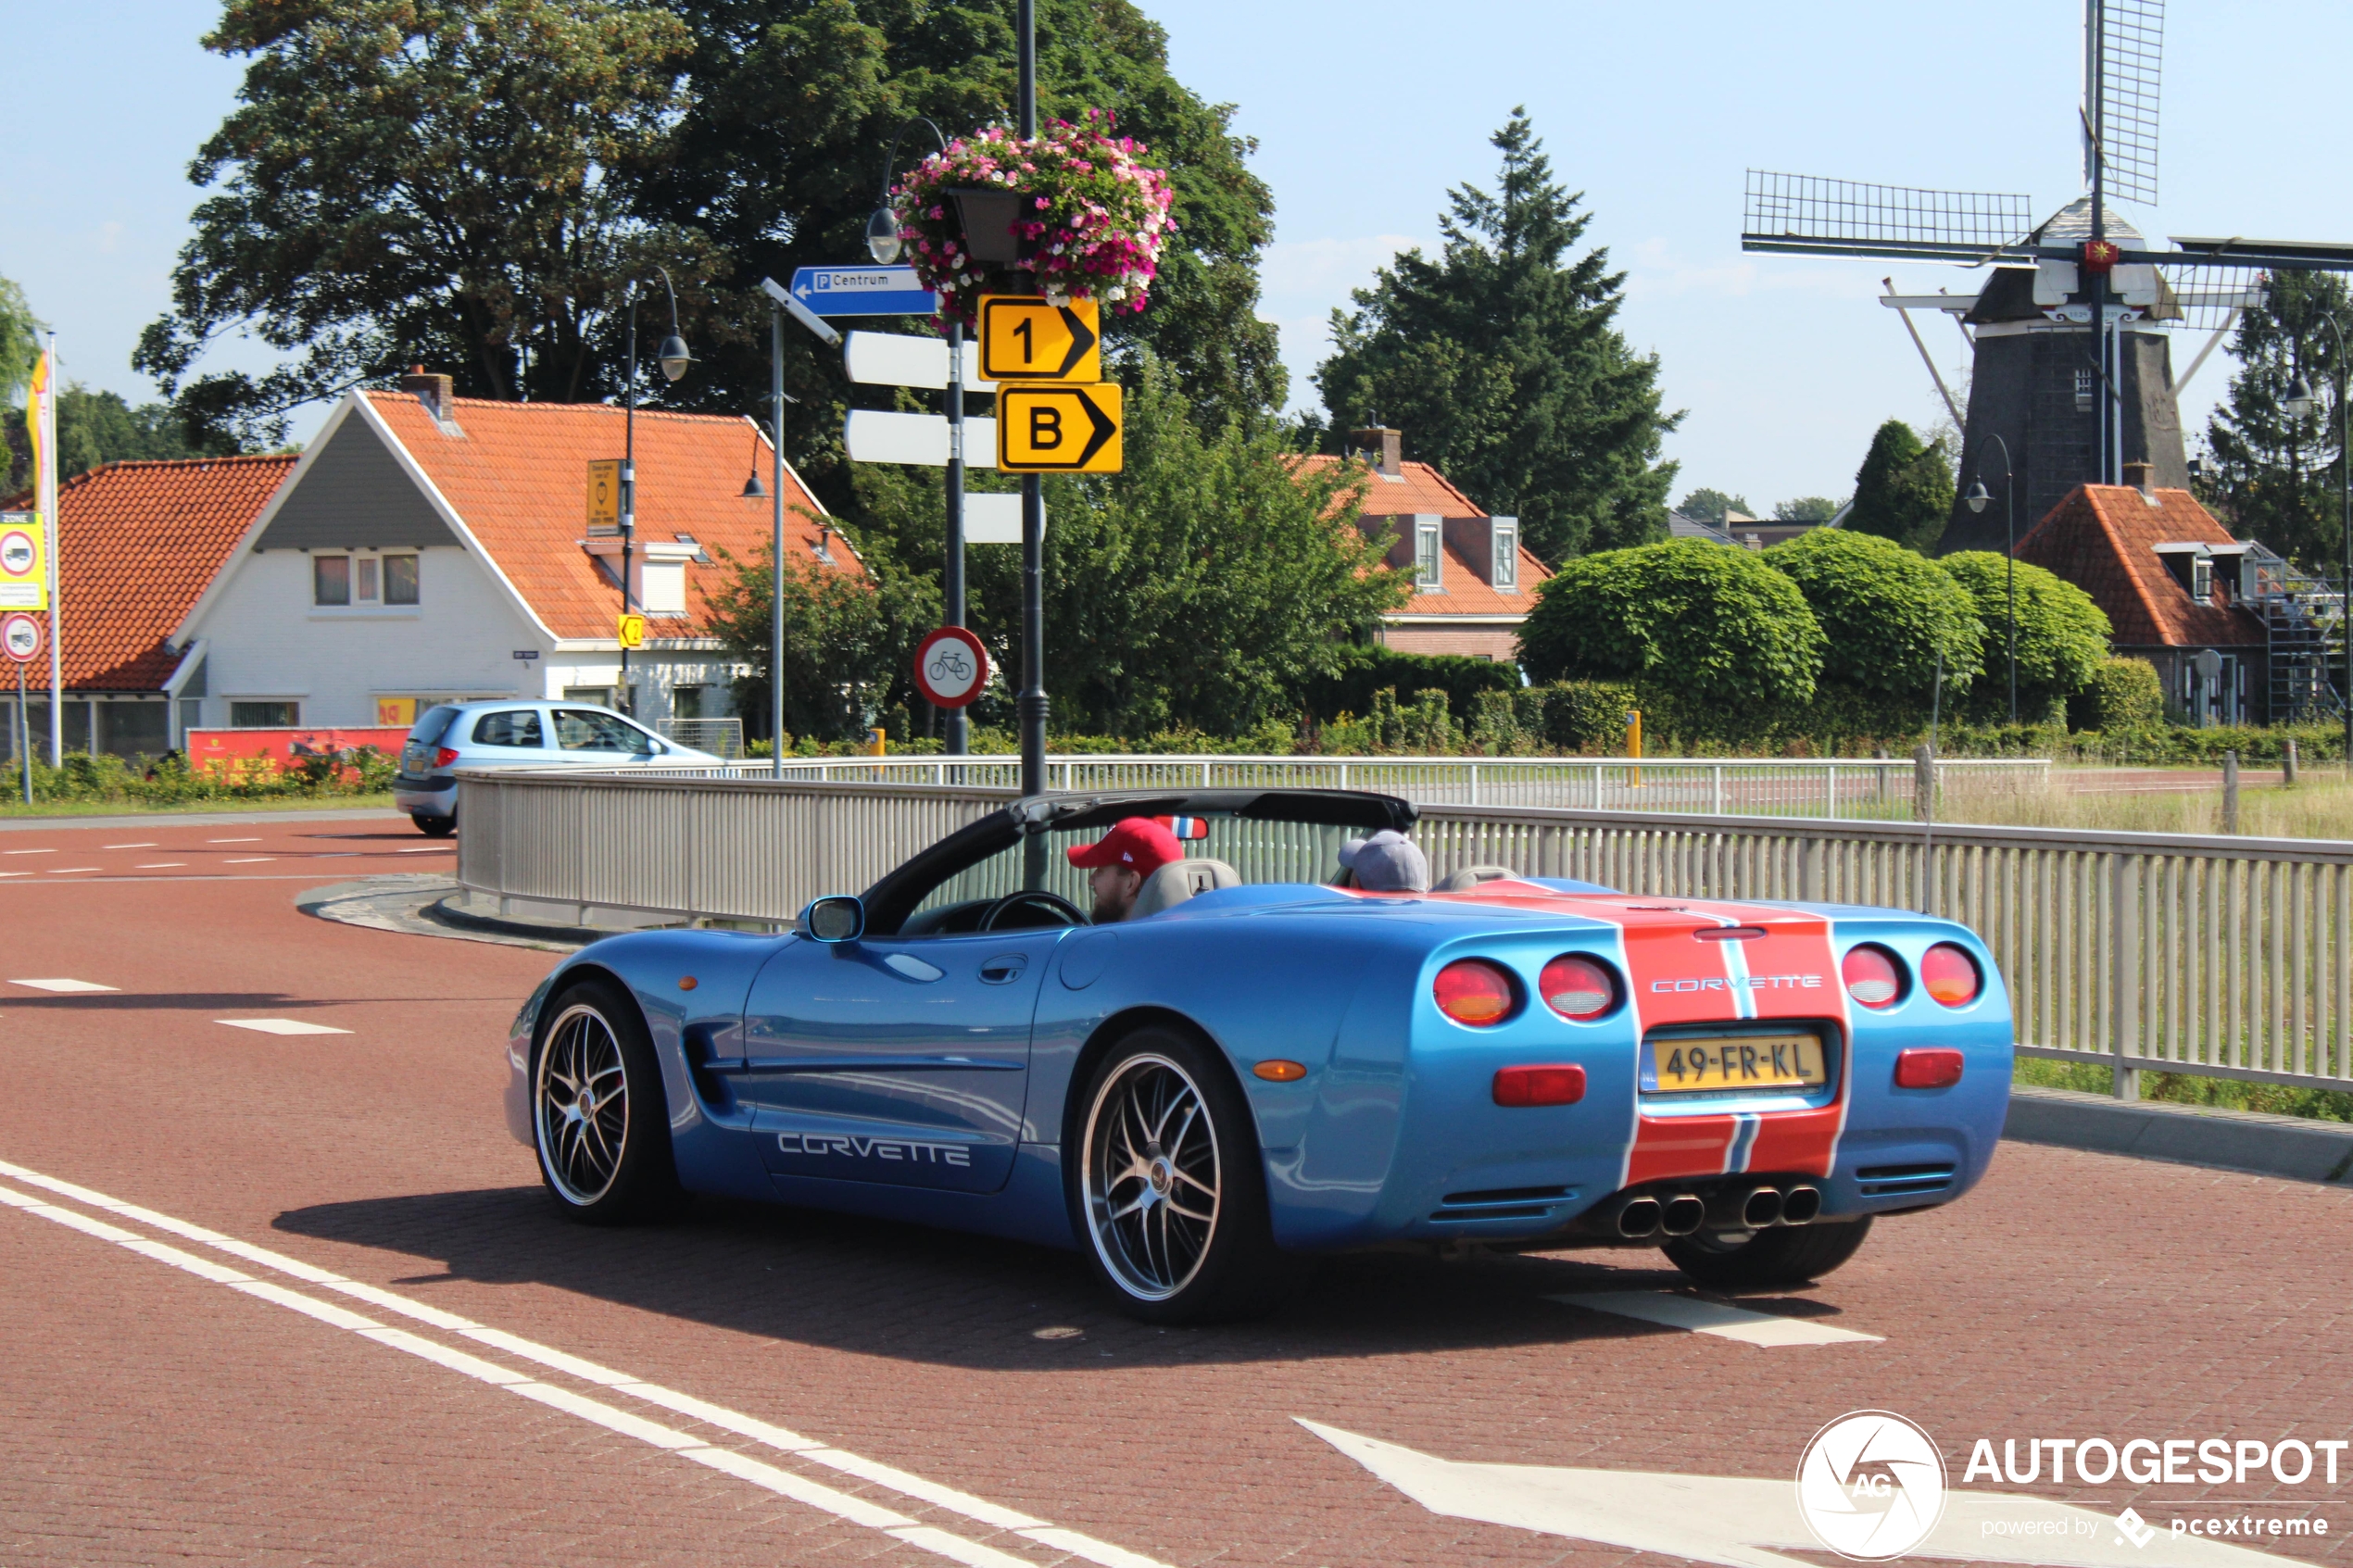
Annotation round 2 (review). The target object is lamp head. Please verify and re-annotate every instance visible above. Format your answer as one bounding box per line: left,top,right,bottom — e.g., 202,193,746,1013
2285,375,2321,418
1964,479,1992,516
866,206,903,265
741,470,767,497
657,333,692,383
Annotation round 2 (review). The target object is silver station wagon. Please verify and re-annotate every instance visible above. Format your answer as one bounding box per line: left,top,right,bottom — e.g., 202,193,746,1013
393,700,723,835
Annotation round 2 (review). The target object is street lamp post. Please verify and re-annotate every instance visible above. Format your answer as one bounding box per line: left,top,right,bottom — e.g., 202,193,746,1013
2284,312,2351,770
864,118,966,757
1963,432,2019,724
1014,0,1047,798
620,270,691,716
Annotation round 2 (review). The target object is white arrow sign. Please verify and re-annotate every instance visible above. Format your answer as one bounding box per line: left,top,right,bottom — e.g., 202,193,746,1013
844,410,999,467
844,332,997,393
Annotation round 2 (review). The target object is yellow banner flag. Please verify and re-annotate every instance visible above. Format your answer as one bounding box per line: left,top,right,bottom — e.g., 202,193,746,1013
24,347,47,497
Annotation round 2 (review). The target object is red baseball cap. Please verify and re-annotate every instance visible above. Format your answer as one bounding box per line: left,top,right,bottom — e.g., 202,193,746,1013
1065,817,1183,877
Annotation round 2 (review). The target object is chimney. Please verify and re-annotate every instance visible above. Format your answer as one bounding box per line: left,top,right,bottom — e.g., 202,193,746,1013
399,366,455,425
2122,460,2157,502
1349,426,1403,478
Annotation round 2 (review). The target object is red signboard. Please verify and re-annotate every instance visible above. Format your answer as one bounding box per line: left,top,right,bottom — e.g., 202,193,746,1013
186,726,410,778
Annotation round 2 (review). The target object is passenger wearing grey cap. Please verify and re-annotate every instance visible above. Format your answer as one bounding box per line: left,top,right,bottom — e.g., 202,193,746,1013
1337,829,1429,894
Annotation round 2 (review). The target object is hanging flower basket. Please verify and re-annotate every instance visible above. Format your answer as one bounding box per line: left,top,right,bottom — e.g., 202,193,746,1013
892,112,1175,328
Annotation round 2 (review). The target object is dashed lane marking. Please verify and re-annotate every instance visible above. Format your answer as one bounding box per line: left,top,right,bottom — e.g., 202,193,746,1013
394,846,453,853
207,837,262,843
215,1018,353,1036
101,843,157,849
7,978,119,994
0,1156,1175,1568
0,872,27,879
1,848,56,856
44,867,102,874
223,857,276,864
134,862,186,870
1550,1290,1881,1347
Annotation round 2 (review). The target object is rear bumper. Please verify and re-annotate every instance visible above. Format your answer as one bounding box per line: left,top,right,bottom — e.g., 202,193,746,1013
393,778,455,816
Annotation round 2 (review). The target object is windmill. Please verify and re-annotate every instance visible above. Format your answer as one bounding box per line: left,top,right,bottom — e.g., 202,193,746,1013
1740,0,2353,719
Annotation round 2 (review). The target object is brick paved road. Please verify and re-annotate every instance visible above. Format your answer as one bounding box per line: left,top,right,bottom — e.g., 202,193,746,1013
2,816,2349,1567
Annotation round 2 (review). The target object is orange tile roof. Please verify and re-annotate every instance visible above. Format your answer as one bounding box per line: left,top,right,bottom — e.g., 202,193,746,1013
1293,455,1548,619
364,391,853,641
2015,483,2265,647
19,456,297,688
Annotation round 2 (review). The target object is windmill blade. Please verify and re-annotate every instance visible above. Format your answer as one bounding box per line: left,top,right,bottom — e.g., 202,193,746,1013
2167,236,2353,271
2092,0,2163,207
1743,171,2036,263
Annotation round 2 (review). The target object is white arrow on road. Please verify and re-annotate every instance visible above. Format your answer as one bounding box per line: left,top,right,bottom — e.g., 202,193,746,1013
1298,1422,2306,1568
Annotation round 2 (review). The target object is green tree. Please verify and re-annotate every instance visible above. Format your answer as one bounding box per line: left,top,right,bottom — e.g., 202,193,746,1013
1774,495,1842,522
1940,551,2111,722
1676,487,1751,525
1516,539,1823,720
704,533,939,743
1762,530,1982,711
1315,110,1680,563
0,277,36,408
1845,419,1953,553
639,0,1284,439
136,0,710,445
51,385,238,481
2201,270,2353,570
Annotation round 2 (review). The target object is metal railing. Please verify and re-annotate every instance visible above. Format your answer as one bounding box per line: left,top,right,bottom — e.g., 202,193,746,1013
456,768,2353,1100
648,753,2047,819
661,718,745,759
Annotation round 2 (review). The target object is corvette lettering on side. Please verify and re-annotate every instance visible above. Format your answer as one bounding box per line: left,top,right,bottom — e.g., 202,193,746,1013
1648,974,1826,993
777,1133,972,1167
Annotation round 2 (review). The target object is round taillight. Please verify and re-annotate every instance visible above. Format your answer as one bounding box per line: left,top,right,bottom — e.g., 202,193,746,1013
1842,945,1904,1009
1920,943,1982,1007
1540,954,1618,1022
1433,960,1516,1026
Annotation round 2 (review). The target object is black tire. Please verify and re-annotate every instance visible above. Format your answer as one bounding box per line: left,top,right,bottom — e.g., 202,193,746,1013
529,977,683,1224
1068,1025,1312,1323
1663,1215,1874,1292
412,812,457,837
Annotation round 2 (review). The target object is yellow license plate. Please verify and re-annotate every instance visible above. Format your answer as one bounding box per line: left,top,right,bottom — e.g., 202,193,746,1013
1645,1034,1827,1094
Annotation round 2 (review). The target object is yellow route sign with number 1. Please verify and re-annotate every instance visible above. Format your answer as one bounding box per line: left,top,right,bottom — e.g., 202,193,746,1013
996,383,1123,473
978,295,1101,383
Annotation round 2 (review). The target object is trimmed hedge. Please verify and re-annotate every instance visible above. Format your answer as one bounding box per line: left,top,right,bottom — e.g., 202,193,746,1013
1302,645,1518,724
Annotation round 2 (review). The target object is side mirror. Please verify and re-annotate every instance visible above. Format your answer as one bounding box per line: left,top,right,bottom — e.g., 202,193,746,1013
799,895,865,944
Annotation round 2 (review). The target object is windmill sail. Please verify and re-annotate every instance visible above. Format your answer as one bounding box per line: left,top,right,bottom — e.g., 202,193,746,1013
1743,172,2034,262
2089,0,2163,207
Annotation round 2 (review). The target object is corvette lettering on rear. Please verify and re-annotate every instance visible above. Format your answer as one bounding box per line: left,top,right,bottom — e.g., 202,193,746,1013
1649,973,1826,993
776,1132,972,1167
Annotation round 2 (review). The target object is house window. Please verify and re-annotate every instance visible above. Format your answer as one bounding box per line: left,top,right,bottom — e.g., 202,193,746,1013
355,557,381,602
2192,556,2213,601
641,558,687,617
674,684,709,720
385,555,420,605
1415,521,1443,592
2074,367,2095,412
230,700,299,728
1491,520,1518,592
313,555,350,606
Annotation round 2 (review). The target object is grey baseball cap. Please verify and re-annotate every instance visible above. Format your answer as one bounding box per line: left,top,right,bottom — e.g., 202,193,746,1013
1340,829,1429,893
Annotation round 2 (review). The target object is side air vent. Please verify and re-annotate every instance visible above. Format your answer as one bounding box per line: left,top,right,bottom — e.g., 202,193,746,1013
1856,1162,1957,1198
1431,1185,1575,1223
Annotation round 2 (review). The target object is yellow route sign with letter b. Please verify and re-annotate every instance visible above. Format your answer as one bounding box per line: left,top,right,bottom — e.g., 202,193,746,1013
978,295,1101,383
617,612,647,649
997,383,1123,473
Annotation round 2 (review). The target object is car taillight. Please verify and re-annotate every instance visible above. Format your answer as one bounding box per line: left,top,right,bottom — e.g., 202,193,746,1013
434,746,460,768
1539,954,1617,1022
1841,945,1904,1009
1493,1064,1586,1106
1921,943,1982,1007
1894,1047,1965,1089
1433,960,1515,1026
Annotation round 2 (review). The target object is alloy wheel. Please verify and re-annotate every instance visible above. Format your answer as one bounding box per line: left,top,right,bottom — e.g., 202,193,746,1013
535,1003,630,1206
1082,1053,1222,1301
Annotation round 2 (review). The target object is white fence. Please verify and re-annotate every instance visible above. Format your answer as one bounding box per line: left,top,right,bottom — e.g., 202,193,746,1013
455,768,2353,1101
640,753,2047,819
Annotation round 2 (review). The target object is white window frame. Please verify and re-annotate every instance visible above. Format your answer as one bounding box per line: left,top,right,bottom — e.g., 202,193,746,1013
1414,517,1443,593
1491,518,1518,591
310,549,423,616
2192,556,2213,601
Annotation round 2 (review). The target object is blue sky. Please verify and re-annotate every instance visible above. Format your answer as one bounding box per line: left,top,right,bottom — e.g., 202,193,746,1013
10,0,2349,512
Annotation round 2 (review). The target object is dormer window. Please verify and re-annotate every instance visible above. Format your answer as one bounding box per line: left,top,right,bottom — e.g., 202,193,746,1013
1491,518,1518,592
1415,519,1443,592
2192,556,2213,601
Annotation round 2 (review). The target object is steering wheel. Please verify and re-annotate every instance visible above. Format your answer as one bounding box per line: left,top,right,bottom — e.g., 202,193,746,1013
978,890,1088,931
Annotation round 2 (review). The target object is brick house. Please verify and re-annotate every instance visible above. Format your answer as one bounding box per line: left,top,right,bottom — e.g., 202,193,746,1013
1299,427,1549,663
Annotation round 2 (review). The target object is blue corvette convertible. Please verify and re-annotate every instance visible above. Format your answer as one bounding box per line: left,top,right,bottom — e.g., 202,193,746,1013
505,789,2011,1322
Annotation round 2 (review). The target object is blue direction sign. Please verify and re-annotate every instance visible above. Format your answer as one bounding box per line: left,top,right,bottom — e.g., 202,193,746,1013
788,266,938,318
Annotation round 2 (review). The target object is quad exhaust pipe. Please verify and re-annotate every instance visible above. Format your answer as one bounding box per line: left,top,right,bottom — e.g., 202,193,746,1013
1608,1182,1823,1239
1660,1194,1706,1236
1780,1185,1821,1224
1614,1196,1663,1238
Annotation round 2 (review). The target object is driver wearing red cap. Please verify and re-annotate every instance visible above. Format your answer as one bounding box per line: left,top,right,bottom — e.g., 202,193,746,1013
1064,817,1183,923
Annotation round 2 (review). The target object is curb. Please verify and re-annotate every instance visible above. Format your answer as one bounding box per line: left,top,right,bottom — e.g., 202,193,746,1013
2003,1084,2353,1185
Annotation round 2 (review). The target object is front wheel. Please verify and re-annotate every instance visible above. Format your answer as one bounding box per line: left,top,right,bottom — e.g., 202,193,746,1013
1070,1026,1310,1323
531,977,682,1223
1663,1215,1873,1291
411,812,457,837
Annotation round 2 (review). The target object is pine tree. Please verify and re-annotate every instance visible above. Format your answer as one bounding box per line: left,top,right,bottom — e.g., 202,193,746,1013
1844,419,1952,553
1314,110,1680,564
2202,271,2352,571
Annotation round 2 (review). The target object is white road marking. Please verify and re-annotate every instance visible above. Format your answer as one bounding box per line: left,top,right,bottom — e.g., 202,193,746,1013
102,843,157,849
394,846,451,853
44,867,101,874
0,872,28,879
0,1155,1169,1568
223,857,275,864
1551,1290,1881,1347
207,836,262,843
2,848,56,856
135,862,187,870
1298,1421,2301,1568
8,978,118,993
215,1018,353,1036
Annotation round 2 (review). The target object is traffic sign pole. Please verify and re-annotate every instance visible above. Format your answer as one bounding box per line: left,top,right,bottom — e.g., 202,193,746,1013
1016,0,1049,801
944,320,970,756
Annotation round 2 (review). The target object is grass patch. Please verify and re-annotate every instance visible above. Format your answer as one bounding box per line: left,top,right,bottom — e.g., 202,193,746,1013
2013,1056,2353,1122
0,793,399,821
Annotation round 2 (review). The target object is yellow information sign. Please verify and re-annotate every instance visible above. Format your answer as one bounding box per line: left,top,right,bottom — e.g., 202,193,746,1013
617,612,647,649
0,512,48,612
997,383,1123,473
978,295,1101,383
585,458,622,535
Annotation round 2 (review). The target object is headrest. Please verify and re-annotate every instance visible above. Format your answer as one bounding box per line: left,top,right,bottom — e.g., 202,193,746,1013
1435,864,1520,893
1129,858,1241,920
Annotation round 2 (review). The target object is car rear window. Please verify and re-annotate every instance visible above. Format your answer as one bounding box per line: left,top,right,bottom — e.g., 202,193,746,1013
407,705,460,746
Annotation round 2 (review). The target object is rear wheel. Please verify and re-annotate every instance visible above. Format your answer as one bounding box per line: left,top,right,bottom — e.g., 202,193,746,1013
531,978,681,1223
411,812,456,837
1663,1215,1873,1291
1070,1026,1310,1323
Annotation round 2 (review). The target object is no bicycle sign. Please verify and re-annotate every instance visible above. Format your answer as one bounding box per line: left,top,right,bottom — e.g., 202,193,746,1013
912,626,989,709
